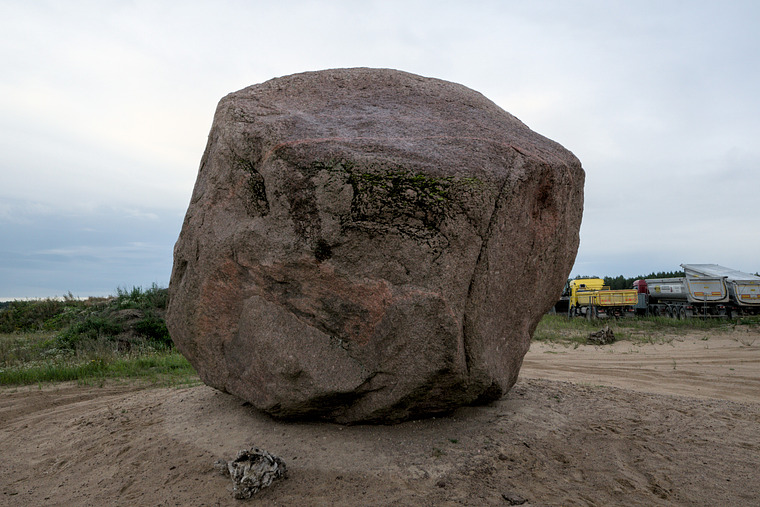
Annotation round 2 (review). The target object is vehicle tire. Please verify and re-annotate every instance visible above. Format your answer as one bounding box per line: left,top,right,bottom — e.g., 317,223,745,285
680,307,687,320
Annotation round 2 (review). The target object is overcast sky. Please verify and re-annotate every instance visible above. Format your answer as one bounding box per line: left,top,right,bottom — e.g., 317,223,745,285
1,0,758,299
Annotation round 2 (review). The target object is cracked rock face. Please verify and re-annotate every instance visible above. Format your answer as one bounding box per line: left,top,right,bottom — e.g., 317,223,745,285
167,68,584,424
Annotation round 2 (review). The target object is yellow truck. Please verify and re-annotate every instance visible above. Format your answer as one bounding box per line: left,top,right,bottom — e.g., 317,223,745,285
567,278,638,319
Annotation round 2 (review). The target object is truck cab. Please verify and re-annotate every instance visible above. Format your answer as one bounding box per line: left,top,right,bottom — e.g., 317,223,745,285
568,278,605,309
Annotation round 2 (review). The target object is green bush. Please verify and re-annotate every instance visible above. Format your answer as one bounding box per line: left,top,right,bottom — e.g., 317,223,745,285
115,284,168,310
0,285,193,386
133,312,172,347
0,296,85,333
55,315,123,349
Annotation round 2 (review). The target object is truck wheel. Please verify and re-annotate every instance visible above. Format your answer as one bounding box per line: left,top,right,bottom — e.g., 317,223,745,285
679,307,687,320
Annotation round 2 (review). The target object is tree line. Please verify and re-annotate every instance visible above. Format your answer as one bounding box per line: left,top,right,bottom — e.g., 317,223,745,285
571,271,685,291
604,271,686,290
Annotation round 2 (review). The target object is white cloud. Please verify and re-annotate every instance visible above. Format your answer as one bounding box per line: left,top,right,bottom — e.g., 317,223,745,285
1,0,759,296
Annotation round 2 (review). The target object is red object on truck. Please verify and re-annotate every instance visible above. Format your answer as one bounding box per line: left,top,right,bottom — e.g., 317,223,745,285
633,279,648,294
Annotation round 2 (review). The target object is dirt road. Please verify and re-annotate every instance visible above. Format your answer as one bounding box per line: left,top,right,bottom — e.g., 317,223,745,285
522,330,760,403
1,328,758,506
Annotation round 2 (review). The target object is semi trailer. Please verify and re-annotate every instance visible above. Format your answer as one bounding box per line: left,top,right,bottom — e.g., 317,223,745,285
633,264,759,318
560,264,759,319
681,264,760,315
633,276,730,318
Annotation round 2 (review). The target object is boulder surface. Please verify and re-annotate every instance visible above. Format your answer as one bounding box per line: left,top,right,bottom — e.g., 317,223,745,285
167,68,584,423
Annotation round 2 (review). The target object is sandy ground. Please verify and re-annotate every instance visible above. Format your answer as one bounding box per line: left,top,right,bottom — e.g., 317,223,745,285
1,328,759,506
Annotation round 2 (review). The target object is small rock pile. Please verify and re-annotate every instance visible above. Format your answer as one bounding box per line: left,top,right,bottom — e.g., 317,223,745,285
588,326,615,345
214,448,287,499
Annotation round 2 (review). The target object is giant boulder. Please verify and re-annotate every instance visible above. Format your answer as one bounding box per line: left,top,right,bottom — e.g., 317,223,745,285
167,68,584,424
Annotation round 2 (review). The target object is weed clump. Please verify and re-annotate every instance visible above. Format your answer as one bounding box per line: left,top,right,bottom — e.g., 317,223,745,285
132,312,171,346
42,284,172,353
0,292,88,333
0,285,192,386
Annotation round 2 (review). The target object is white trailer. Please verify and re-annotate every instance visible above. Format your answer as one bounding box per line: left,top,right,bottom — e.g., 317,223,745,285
681,264,760,315
643,277,729,318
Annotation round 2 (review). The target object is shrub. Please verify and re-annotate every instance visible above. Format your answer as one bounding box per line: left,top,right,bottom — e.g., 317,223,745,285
0,295,88,333
115,284,168,310
55,315,123,350
2,285,172,355
133,312,172,347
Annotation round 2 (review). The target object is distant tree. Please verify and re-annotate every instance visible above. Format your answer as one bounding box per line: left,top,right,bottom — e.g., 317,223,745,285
648,270,684,279
571,271,685,291
600,271,684,290
603,275,627,289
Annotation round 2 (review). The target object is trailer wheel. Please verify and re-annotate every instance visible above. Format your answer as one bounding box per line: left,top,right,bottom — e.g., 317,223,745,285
679,307,687,320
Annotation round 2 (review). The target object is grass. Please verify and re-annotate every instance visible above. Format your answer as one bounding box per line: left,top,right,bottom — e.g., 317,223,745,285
4,287,758,384
534,313,760,345
0,285,199,387
0,348,197,387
